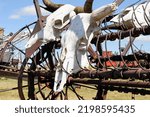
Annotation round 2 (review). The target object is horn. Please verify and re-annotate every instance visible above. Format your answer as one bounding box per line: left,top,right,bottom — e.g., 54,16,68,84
75,0,94,13
74,6,84,14
43,0,94,13
91,0,124,21
84,0,94,13
42,0,64,12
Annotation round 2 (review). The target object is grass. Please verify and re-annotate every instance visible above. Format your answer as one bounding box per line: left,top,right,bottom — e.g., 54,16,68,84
0,76,150,100
0,76,20,100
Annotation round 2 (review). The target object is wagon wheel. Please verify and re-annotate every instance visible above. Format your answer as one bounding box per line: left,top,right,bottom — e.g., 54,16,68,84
18,42,56,100
0,22,35,71
18,41,104,100
64,80,107,100
17,41,75,100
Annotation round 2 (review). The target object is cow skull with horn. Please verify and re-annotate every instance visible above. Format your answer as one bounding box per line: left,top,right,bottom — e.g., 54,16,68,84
25,0,94,57
25,0,124,92
25,4,76,50
105,1,150,30
53,0,124,92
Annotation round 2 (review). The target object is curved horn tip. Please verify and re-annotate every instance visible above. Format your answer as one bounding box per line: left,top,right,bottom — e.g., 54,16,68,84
84,0,94,13
42,0,64,12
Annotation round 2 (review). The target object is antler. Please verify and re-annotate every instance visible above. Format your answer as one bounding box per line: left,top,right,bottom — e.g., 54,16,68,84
42,0,94,13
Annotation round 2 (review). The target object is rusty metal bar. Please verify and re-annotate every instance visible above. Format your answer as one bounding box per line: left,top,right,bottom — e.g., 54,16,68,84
73,69,150,80
0,69,27,78
91,26,150,44
0,69,19,77
101,86,150,95
73,70,112,79
94,53,150,63
22,68,150,81
70,79,150,88
33,0,43,28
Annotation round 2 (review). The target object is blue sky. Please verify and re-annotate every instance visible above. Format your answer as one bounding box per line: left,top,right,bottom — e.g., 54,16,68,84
0,0,140,34
0,0,149,52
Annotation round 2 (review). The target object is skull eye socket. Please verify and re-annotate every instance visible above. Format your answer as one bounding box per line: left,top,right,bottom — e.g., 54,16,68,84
120,10,130,17
54,20,63,28
63,14,70,23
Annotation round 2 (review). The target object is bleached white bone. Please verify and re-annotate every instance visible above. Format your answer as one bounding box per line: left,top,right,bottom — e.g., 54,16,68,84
110,1,150,29
54,0,123,92
25,4,75,49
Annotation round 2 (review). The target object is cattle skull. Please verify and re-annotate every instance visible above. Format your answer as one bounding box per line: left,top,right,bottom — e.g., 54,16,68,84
109,1,150,30
53,0,124,92
25,4,75,51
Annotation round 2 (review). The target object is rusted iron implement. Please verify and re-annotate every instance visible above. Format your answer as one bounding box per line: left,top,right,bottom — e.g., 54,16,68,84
92,26,150,44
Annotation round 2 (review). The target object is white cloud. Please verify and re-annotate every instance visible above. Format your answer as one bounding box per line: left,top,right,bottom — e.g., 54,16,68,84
20,5,36,16
9,5,50,19
9,14,20,19
136,35,150,42
125,35,150,42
